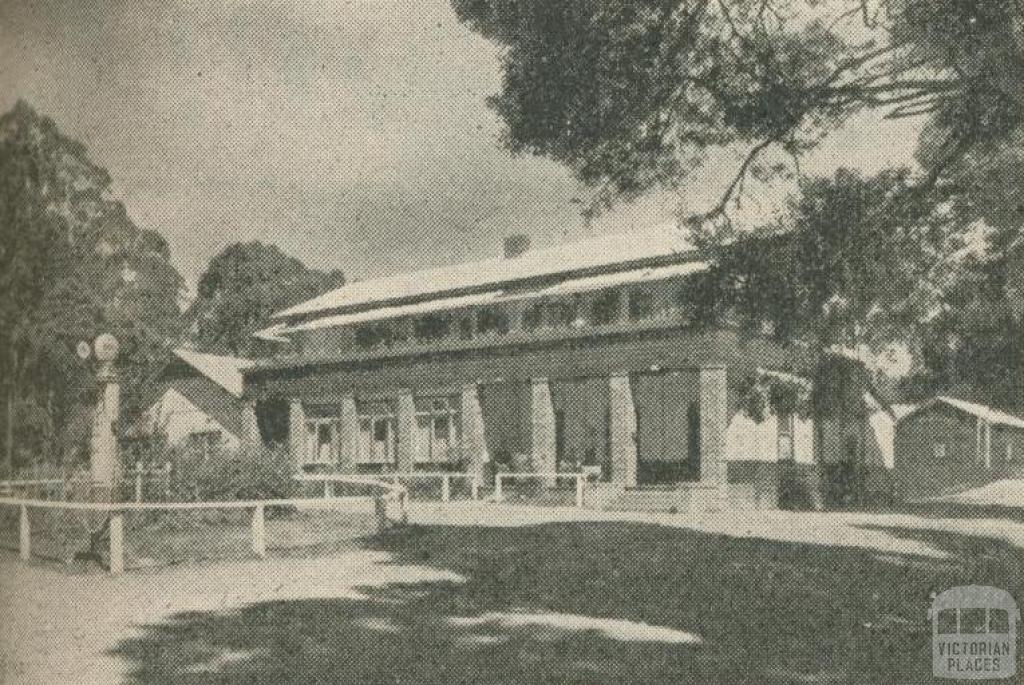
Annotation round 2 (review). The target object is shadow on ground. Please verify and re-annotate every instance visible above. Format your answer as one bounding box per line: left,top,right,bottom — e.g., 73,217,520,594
111,519,1023,684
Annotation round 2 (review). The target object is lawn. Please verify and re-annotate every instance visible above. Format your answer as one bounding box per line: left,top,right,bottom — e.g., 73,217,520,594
96,506,1024,685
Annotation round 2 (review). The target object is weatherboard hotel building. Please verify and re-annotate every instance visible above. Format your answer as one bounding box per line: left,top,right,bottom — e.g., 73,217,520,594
243,227,880,510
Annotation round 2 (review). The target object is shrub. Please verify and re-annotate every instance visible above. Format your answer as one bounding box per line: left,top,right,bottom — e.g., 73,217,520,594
121,439,297,502
172,443,298,502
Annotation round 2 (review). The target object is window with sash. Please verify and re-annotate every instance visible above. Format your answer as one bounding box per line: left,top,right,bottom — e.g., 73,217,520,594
304,418,337,465
413,395,461,463
356,400,397,465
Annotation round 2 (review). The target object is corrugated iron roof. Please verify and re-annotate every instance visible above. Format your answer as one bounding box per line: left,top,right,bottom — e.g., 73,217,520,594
266,260,709,336
270,224,696,321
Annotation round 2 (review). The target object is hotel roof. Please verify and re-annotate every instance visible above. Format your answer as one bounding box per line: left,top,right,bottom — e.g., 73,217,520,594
270,224,698,322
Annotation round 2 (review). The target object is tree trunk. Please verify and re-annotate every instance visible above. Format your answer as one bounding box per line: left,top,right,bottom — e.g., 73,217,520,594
4,378,14,479
4,346,19,478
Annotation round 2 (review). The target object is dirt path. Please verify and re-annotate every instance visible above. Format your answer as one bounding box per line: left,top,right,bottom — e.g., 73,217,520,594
0,549,461,684
2,504,1022,683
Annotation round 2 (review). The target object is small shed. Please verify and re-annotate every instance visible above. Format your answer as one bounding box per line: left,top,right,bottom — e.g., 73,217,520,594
895,396,1024,499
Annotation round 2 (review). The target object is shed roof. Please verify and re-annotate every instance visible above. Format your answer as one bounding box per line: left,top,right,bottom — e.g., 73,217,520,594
171,349,252,398
906,396,1024,430
270,224,696,321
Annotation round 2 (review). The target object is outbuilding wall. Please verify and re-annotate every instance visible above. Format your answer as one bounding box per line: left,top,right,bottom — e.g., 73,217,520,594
895,404,1024,499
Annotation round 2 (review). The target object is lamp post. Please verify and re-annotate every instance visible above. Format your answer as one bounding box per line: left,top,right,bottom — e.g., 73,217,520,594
87,333,120,500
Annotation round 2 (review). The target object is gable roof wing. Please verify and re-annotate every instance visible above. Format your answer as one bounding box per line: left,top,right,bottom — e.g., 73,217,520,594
171,349,253,398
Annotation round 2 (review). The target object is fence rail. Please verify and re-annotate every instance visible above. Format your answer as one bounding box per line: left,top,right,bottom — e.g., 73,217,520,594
296,472,478,502
1,475,406,576
494,472,595,508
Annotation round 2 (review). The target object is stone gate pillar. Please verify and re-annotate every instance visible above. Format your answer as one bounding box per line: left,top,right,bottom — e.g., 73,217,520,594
609,373,637,487
89,333,121,500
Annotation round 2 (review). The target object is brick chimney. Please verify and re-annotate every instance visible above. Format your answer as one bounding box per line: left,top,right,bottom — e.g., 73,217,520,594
503,234,531,259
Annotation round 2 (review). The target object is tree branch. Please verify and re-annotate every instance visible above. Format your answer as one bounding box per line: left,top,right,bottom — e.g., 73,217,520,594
706,138,776,220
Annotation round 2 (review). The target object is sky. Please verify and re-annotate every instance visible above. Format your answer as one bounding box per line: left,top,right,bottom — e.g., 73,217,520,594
0,0,926,296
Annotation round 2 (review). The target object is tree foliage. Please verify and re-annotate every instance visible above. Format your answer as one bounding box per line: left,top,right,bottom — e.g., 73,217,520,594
453,0,1023,221
689,168,962,351
0,101,185,474
188,242,345,358
455,0,1024,408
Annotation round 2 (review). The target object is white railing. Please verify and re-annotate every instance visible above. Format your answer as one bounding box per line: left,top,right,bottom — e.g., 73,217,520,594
493,472,595,508
1,474,407,576
296,471,478,503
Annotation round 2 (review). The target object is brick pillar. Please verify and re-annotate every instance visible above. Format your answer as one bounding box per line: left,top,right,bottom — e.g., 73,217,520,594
460,383,489,482
240,400,260,446
288,399,306,471
609,373,637,487
531,378,557,482
396,389,416,472
338,394,358,472
699,365,728,505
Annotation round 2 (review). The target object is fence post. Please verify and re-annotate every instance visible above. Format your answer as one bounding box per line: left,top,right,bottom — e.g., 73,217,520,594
164,462,172,499
251,504,266,558
109,514,124,575
575,475,584,508
471,477,479,501
19,505,30,561
495,474,503,503
325,480,335,499
441,475,450,503
134,461,143,503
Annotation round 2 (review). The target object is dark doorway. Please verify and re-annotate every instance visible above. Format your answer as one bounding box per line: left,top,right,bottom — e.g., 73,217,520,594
634,371,700,485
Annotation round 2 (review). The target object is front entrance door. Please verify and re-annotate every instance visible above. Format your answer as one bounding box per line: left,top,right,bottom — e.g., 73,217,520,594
633,371,701,485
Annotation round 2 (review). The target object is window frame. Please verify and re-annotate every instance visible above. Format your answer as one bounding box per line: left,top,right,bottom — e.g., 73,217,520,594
413,395,462,464
304,417,338,465
356,401,397,465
